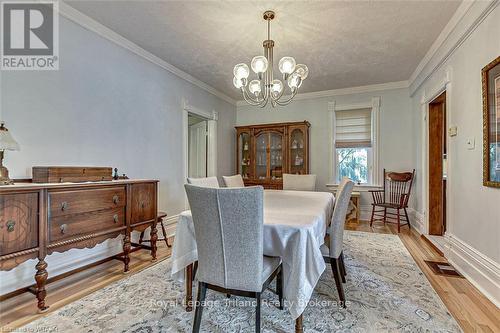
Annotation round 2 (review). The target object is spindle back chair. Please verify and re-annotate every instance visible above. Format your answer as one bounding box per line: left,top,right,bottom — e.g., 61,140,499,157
369,169,415,232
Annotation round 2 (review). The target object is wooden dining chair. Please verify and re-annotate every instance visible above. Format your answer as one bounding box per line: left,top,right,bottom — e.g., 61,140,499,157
184,185,284,333
222,174,245,187
369,169,415,233
321,177,354,306
187,176,220,188
282,173,317,191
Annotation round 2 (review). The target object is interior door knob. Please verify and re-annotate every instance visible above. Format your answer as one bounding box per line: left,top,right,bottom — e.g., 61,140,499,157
6,220,15,232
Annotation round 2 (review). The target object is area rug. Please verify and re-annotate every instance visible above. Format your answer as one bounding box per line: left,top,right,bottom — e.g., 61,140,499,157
21,231,461,332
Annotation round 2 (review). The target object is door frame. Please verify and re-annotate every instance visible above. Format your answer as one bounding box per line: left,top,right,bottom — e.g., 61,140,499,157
182,99,218,208
420,70,452,237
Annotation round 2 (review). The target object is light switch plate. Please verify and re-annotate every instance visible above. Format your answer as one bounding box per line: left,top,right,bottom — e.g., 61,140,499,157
466,137,475,150
449,126,458,137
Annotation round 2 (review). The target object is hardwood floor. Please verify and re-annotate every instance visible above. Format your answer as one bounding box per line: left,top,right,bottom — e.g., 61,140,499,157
347,221,500,333
1,225,499,333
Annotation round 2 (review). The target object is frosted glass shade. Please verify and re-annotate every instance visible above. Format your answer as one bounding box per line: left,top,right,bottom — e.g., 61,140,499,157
251,56,268,74
233,63,250,80
279,57,296,74
271,79,283,95
0,123,20,151
249,80,261,95
287,73,302,89
233,77,245,89
295,64,309,80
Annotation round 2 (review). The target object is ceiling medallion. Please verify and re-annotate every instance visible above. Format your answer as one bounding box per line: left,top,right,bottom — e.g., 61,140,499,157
233,10,308,108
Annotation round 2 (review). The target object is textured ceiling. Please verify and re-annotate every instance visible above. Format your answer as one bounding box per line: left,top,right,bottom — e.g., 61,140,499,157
66,0,462,100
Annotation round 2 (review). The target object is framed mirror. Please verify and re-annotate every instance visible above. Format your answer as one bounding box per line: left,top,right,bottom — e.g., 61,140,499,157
482,56,500,187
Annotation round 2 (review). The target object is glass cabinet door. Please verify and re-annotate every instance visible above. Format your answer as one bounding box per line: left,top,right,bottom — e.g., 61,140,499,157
238,132,251,179
255,133,269,180
270,132,283,180
290,128,306,174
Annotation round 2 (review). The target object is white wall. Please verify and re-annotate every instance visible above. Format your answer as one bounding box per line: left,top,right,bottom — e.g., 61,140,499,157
0,15,236,293
236,87,415,215
410,1,499,306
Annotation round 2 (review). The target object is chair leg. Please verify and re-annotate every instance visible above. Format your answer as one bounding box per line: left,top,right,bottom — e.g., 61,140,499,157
330,258,346,306
139,231,145,245
277,266,284,310
255,293,261,333
370,205,375,226
339,252,346,283
192,282,207,333
397,208,401,233
160,221,171,248
193,261,198,281
404,208,411,229
383,208,387,224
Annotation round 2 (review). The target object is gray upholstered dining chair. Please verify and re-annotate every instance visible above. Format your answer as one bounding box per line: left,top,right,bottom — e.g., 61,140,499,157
186,176,220,188
222,174,245,187
184,185,283,333
282,173,317,191
321,177,354,306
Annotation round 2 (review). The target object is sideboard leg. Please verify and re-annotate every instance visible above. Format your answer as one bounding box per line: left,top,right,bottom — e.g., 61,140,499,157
186,263,193,312
123,234,131,273
150,221,158,261
35,259,49,313
295,314,303,333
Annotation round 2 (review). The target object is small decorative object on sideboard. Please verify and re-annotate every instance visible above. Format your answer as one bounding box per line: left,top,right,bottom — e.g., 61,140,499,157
0,122,20,185
113,168,129,180
32,166,113,183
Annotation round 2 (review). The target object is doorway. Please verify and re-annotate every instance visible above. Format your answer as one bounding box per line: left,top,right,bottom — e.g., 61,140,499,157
188,114,208,178
428,91,447,237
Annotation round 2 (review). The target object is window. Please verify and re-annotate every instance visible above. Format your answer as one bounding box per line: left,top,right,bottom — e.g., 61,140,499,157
334,107,376,185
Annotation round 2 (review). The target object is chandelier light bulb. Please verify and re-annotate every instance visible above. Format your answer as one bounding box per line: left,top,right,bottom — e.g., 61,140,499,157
251,56,269,74
288,73,302,89
279,57,296,74
233,63,250,80
233,77,245,89
295,64,309,80
249,80,262,95
271,79,283,95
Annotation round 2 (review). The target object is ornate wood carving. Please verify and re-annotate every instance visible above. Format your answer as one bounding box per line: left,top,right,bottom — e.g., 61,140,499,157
0,179,158,312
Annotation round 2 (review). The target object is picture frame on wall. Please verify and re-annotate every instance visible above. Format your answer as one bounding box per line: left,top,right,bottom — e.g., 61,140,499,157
482,56,500,188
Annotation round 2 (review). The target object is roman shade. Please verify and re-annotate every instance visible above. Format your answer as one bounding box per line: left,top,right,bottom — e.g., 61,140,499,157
335,108,372,148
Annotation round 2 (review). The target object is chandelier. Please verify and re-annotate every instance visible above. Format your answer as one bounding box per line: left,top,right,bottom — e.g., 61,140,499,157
233,10,308,107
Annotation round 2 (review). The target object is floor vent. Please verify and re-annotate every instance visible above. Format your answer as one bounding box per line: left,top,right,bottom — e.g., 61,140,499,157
425,260,464,278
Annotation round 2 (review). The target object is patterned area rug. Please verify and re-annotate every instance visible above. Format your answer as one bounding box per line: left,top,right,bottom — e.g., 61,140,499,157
22,231,461,332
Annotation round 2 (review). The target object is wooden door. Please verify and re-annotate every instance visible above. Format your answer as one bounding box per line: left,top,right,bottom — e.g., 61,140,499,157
237,130,252,180
288,125,309,175
428,92,446,235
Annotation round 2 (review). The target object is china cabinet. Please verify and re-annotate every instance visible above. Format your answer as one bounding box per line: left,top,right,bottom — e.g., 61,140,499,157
235,121,310,189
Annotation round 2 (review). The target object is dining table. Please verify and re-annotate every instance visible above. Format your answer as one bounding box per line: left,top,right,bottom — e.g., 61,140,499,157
170,189,335,332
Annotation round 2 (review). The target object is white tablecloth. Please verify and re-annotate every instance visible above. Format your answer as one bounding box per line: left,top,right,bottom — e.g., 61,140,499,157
170,190,335,319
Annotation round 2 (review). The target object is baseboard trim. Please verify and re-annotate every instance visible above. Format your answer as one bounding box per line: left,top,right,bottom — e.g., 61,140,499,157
445,234,500,308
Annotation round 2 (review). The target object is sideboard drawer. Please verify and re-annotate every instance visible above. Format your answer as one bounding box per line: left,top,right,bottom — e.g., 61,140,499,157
49,187,126,218
49,207,125,242
131,183,156,224
0,193,39,255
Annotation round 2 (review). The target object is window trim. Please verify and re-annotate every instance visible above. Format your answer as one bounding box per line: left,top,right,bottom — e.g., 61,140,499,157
328,97,381,186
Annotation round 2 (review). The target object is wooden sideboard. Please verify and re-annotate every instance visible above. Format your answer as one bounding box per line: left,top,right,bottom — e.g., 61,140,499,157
0,179,158,312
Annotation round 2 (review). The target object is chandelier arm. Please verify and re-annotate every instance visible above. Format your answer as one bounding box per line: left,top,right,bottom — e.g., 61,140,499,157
275,88,299,106
241,87,264,106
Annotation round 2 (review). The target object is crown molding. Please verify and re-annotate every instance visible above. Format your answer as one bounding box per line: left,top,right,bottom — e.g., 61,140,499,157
409,0,499,95
57,1,237,106
236,80,408,107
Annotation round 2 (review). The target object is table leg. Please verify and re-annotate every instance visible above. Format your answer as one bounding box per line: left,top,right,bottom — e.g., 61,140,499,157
295,314,303,333
186,263,193,312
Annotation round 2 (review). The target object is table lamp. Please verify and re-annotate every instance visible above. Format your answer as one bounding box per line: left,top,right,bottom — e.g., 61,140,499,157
0,122,20,185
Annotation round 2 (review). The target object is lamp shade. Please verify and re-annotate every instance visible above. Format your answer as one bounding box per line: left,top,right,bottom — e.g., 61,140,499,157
0,123,20,151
